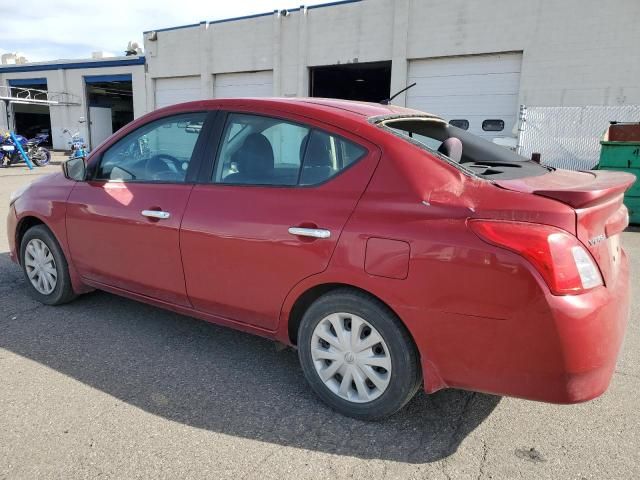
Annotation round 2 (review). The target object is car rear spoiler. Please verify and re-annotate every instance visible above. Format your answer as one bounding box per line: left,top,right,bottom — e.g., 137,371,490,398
494,170,636,209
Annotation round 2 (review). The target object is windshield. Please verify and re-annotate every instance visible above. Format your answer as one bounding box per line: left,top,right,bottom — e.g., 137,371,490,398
377,116,550,180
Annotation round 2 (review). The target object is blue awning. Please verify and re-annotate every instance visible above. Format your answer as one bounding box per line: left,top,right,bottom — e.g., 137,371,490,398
84,74,133,84
8,77,47,87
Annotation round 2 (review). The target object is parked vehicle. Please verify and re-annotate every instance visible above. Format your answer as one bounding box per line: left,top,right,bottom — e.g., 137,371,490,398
62,128,89,160
0,131,51,167
6,98,634,420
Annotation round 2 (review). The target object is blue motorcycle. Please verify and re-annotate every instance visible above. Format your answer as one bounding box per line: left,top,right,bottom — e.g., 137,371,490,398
0,131,51,167
63,128,89,160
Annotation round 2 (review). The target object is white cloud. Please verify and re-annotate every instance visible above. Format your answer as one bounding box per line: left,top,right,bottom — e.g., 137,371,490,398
0,0,331,61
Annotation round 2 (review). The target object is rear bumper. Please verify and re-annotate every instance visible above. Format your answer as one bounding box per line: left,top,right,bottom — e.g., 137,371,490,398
532,258,630,403
6,204,18,264
404,252,630,404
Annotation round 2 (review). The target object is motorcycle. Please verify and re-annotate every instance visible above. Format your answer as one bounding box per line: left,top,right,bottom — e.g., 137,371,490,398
0,131,51,167
63,128,89,160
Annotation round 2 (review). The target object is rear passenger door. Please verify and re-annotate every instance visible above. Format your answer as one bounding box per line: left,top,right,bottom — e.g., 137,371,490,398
180,110,380,330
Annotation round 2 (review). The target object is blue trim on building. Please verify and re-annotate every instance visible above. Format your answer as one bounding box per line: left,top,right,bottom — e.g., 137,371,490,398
143,22,200,34
143,0,363,35
0,56,145,74
143,11,274,34
84,74,133,84
208,10,275,25
7,77,47,86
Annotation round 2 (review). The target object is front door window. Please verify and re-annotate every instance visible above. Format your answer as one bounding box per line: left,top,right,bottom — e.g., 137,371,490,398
95,112,207,183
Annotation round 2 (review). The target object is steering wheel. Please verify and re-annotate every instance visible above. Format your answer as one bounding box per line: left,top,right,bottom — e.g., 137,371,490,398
145,154,183,181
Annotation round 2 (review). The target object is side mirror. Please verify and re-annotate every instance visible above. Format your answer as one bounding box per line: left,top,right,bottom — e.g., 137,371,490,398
62,157,87,181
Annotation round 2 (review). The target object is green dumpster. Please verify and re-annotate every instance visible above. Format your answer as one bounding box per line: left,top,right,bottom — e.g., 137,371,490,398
597,122,640,225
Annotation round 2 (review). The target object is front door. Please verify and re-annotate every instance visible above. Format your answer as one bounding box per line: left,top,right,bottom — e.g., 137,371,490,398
180,111,379,330
66,111,211,306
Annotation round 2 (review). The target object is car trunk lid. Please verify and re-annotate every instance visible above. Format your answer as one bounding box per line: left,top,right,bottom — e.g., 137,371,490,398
494,169,635,287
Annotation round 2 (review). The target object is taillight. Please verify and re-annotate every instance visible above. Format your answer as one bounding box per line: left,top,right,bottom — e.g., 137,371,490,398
469,220,603,295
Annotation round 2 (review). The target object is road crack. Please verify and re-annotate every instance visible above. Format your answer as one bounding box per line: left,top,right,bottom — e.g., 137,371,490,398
476,440,488,480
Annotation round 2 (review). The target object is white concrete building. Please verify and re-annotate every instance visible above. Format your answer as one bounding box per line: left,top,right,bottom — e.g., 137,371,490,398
2,0,639,150
0,56,145,150
143,0,640,139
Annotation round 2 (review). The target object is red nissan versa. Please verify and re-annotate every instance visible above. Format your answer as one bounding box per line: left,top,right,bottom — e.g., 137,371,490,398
6,98,634,420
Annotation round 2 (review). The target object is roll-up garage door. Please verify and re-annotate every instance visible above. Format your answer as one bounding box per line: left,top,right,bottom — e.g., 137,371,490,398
407,53,522,139
155,76,201,109
213,71,273,98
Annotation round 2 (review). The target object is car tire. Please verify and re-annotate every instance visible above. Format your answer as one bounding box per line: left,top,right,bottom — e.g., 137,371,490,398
298,289,421,420
20,225,77,305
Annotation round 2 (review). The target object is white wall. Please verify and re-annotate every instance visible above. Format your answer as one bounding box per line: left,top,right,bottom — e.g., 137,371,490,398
143,0,640,111
2,0,638,148
0,60,146,150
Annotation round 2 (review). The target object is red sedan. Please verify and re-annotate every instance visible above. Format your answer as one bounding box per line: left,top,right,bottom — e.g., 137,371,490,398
6,98,634,420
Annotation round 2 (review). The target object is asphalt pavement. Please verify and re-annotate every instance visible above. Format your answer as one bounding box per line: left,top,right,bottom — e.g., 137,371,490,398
1,160,638,479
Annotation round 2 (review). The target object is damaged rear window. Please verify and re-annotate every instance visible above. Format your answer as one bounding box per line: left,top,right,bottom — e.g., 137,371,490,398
375,116,550,180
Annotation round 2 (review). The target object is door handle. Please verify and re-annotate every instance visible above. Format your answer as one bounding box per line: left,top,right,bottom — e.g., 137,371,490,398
288,227,331,239
141,210,171,220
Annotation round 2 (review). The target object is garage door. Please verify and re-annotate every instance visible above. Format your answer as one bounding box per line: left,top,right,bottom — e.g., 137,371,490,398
155,76,201,109
406,53,522,139
213,71,273,98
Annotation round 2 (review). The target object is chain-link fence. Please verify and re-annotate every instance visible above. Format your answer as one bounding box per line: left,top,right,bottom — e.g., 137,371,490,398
517,105,640,170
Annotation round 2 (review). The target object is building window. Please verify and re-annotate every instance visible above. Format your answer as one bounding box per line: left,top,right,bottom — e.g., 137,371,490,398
449,119,469,130
482,119,505,132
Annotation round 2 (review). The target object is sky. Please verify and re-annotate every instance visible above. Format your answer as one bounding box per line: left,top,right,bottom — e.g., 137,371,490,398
0,0,332,62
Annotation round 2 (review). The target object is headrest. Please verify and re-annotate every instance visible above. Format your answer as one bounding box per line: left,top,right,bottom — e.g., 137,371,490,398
234,133,274,176
437,137,463,163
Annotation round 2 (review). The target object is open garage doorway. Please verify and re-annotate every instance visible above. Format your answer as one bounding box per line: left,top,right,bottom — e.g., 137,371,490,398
309,61,391,102
8,78,52,145
85,74,134,148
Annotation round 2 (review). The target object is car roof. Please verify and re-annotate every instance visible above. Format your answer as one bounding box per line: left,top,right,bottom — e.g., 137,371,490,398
287,97,424,117
161,97,434,123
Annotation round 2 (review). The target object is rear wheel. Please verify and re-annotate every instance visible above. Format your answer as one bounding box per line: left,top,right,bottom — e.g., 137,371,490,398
298,289,421,420
20,225,76,305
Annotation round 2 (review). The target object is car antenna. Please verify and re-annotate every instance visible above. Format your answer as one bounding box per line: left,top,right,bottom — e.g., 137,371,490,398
380,83,417,105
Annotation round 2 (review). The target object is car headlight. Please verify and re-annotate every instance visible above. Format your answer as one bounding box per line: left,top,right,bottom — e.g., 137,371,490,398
9,184,29,206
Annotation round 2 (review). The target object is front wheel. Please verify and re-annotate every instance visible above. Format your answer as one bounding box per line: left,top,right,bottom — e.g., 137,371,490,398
20,225,76,305
298,289,421,420
30,146,51,167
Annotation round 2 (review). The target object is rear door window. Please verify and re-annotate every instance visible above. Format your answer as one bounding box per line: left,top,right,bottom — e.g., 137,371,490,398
213,113,366,186
214,113,308,186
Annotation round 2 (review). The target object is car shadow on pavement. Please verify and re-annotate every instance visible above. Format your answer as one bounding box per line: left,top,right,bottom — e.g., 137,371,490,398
0,253,500,464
